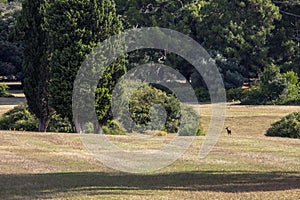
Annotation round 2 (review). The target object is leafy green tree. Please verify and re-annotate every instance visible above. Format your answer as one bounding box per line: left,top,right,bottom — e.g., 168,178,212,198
277,71,300,104
45,0,125,133
129,84,181,133
268,0,300,76
115,0,198,82
260,64,288,102
14,0,53,132
0,2,23,81
115,0,193,31
191,0,280,78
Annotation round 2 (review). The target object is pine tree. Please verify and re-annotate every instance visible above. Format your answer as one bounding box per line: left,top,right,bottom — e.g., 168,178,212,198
192,0,281,78
45,0,125,133
268,0,300,76
14,0,53,132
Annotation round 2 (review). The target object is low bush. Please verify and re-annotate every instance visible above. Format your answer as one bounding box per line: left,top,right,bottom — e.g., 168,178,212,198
144,130,168,136
194,87,210,102
266,112,300,138
0,104,72,132
240,86,265,105
127,84,181,133
102,120,126,135
0,83,13,97
226,88,245,102
0,104,37,131
47,114,72,133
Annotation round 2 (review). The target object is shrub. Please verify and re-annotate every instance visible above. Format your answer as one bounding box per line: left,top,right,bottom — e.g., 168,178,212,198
144,130,168,136
226,88,245,102
275,71,300,105
0,104,37,131
0,83,13,97
266,112,300,138
128,84,181,133
240,86,264,105
113,80,203,135
102,120,126,135
240,65,300,105
0,104,72,132
47,114,72,133
194,87,210,102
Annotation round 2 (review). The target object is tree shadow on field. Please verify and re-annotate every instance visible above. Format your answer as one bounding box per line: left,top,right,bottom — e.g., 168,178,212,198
0,171,299,199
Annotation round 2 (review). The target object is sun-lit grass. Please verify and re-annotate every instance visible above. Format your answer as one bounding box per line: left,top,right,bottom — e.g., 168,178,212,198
0,103,300,199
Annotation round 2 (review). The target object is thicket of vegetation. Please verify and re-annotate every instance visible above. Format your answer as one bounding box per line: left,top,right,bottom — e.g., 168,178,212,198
0,0,299,136
228,64,300,105
266,112,300,138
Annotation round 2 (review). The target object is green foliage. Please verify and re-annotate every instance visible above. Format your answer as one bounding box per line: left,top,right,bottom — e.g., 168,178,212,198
0,2,23,81
102,120,126,135
240,64,300,105
47,114,72,133
144,130,168,136
259,64,288,102
240,86,264,105
129,84,181,133
0,104,37,131
115,0,193,32
226,88,245,102
45,0,124,133
191,0,280,78
14,0,53,132
276,71,300,104
0,104,72,132
210,51,246,89
0,83,12,97
95,59,126,130
267,1,300,76
194,87,210,102
241,65,300,105
266,112,300,138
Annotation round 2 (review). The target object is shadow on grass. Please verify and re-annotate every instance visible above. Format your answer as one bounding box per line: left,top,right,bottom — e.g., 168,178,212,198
0,97,26,105
0,171,299,198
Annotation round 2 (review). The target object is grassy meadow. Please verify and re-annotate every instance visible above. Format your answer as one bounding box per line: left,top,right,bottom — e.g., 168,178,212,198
0,101,300,199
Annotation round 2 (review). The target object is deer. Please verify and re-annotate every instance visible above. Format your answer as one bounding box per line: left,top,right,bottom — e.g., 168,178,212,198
225,127,232,135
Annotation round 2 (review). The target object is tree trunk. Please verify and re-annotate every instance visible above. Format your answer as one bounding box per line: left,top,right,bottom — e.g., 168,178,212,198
74,115,83,133
94,122,103,134
38,116,50,132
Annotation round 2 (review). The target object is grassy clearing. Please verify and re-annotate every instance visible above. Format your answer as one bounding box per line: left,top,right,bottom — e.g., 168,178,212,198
0,104,300,199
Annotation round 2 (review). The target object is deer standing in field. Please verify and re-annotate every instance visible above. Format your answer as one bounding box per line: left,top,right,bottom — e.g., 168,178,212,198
225,127,232,135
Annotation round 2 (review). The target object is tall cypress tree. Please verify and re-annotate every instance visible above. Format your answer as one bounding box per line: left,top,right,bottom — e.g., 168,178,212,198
14,0,53,132
45,0,125,133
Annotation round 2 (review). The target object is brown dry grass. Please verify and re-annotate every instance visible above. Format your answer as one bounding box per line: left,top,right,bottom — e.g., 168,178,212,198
0,103,300,199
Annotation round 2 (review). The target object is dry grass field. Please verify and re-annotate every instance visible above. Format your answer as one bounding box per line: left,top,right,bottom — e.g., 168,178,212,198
0,102,300,199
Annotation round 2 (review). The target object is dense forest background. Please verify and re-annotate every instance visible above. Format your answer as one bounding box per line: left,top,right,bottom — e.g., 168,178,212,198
0,0,299,134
